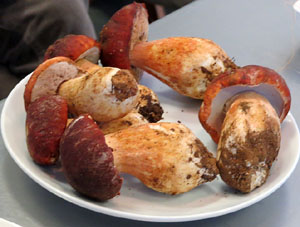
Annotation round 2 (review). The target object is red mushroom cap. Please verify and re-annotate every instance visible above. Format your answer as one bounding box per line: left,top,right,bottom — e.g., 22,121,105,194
99,2,148,81
199,65,291,143
44,34,101,63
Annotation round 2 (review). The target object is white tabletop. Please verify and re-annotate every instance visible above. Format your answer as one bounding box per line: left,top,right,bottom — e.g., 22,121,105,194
1,0,300,226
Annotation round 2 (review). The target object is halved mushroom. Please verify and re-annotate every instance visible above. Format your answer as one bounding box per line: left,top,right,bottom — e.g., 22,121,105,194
130,37,237,99
99,2,149,81
44,34,101,64
24,57,85,110
199,65,291,192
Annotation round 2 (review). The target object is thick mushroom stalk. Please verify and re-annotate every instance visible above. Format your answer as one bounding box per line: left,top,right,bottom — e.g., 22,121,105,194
105,122,219,195
217,92,281,192
199,65,291,193
58,67,139,122
130,37,236,99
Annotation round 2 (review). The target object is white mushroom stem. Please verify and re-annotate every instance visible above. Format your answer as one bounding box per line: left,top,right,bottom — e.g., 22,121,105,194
217,92,281,193
105,122,219,195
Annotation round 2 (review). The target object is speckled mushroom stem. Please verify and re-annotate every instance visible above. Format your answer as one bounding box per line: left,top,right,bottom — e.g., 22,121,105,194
217,92,281,193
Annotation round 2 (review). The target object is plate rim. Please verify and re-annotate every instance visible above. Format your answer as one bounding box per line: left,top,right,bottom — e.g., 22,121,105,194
1,75,300,222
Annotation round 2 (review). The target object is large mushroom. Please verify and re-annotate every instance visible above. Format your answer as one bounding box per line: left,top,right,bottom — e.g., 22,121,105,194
199,65,291,192
130,37,237,99
60,114,122,201
60,114,219,199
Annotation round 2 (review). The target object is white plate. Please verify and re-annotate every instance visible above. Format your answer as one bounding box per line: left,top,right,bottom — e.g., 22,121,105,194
0,218,22,227
1,73,300,222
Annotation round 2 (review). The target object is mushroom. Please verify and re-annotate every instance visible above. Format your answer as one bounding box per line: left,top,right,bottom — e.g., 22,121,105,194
44,34,101,64
60,115,218,199
58,67,139,122
24,57,140,122
71,59,164,123
100,2,149,81
130,37,237,99
60,114,122,201
199,65,291,192
26,95,68,165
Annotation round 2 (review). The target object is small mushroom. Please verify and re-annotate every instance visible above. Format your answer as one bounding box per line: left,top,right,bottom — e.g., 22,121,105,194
199,65,291,192
99,2,148,82
44,34,101,64
130,37,237,99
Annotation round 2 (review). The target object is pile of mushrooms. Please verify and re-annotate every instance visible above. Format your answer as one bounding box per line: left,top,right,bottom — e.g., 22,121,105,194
24,2,292,201
24,2,220,201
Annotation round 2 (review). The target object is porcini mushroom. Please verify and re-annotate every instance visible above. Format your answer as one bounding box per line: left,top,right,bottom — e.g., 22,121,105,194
24,57,140,122
58,67,139,122
130,37,237,99
60,115,218,198
100,2,149,81
26,95,68,165
199,65,291,192
44,34,101,64
60,114,122,201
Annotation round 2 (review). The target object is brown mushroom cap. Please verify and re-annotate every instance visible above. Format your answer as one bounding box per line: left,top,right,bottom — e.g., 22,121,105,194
24,57,84,111
44,34,101,63
199,65,291,143
60,114,122,201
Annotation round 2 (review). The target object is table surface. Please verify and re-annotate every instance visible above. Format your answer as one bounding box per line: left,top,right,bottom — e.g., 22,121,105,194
1,0,300,226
